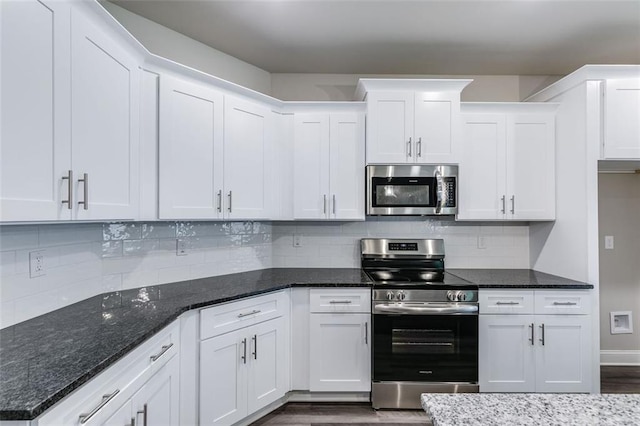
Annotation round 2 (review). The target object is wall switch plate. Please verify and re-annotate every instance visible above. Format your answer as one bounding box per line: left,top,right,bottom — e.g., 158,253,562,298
29,250,46,278
604,235,614,250
477,236,487,249
293,234,302,247
176,239,188,256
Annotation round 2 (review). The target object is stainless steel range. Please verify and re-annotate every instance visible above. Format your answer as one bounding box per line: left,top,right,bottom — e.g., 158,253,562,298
361,238,479,410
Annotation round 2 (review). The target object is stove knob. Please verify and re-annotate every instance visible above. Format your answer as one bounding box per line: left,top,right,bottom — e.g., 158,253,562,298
398,291,406,301
457,291,467,302
386,292,394,301
446,291,455,302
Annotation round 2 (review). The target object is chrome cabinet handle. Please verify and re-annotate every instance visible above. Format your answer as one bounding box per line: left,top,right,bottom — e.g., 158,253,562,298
407,138,412,157
237,309,261,318
228,191,232,213
529,323,534,345
150,343,173,362
130,417,136,426
510,195,515,214
252,334,257,360
217,190,222,213
364,322,368,345
136,403,147,426
539,323,545,346
79,389,120,423
78,173,89,210
417,137,422,157
323,194,327,214
332,194,336,215
329,300,352,304
241,338,247,364
496,301,519,305
501,195,506,214
553,301,577,306
61,170,73,209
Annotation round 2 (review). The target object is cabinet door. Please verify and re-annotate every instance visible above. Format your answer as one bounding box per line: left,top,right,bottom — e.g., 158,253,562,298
131,354,180,426
158,75,224,219
224,96,272,219
247,317,288,415
366,92,414,164
604,78,640,159
329,112,365,220
0,0,72,221
309,313,370,392
293,113,330,219
414,91,461,163
535,315,592,393
506,113,555,220
478,315,536,392
100,399,133,426
200,330,247,425
458,113,507,220
70,8,139,220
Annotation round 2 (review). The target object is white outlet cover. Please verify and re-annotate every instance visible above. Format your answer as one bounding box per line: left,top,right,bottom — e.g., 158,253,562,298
604,235,614,250
176,239,188,256
29,250,46,278
293,234,302,247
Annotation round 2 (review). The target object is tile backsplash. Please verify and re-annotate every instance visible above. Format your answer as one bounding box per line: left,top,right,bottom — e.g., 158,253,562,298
0,222,272,328
1,218,529,328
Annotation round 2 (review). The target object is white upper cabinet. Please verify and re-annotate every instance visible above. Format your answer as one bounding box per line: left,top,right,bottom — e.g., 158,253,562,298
357,79,471,165
224,96,273,220
603,78,640,159
158,75,224,219
70,7,140,221
1,0,141,222
458,104,557,221
293,109,365,220
1,0,71,221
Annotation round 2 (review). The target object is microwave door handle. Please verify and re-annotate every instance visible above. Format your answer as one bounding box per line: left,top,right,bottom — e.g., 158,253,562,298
434,170,443,214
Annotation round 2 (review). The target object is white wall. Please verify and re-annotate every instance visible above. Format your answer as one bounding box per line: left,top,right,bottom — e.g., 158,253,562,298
598,173,640,353
100,1,272,95
271,73,562,102
272,219,530,269
0,222,272,328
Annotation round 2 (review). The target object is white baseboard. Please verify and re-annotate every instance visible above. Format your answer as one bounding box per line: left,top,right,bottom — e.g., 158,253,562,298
600,350,640,366
287,391,370,403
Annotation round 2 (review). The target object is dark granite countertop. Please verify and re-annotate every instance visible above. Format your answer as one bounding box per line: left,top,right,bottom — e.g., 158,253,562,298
0,267,592,420
448,269,593,289
0,268,369,421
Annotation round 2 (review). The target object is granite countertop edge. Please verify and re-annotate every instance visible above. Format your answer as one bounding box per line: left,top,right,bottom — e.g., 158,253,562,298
0,268,592,420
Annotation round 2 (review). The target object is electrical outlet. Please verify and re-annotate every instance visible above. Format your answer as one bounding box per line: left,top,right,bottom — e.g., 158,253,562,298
29,250,46,278
604,235,614,250
176,239,188,256
477,236,487,250
293,234,302,247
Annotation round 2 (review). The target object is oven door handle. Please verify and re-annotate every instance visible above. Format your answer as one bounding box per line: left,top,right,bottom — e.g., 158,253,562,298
374,302,478,315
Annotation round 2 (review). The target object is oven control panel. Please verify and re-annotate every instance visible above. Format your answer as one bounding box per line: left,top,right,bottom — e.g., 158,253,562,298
447,290,475,302
388,242,418,251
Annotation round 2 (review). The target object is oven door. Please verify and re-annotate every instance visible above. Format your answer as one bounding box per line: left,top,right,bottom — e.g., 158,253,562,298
373,306,478,383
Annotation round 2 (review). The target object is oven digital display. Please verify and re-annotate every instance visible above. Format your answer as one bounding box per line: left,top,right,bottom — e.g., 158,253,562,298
388,242,418,251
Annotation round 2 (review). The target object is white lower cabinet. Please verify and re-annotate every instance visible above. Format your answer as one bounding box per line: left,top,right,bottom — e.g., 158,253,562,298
479,290,592,393
199,292,290,426
308,289,371,392
35,322,180,426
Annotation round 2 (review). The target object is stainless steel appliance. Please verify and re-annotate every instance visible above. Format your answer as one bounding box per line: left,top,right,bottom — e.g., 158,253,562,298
366,165,457,216
361,238,479,409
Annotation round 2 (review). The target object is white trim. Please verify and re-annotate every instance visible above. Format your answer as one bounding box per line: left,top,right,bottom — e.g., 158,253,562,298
287,391,370,403
600,350,640,366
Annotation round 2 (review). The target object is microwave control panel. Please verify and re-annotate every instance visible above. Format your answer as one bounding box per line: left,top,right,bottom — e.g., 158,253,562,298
442,178,456,207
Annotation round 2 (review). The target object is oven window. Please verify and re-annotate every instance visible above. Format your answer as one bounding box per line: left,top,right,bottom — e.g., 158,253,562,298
375,185,430,206
373,314,478,383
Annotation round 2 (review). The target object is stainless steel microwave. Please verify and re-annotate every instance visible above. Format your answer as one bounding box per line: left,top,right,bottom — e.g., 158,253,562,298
366,165,458,216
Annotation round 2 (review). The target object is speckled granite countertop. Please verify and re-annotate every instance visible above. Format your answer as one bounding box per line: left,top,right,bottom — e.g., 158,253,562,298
448,269,593,289
0,267,593,420
0,268,369,420
421,393,640,426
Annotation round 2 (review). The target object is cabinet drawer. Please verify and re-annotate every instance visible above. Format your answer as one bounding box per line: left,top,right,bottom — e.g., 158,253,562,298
309,288,371,313
200,290,288,340
479,291,534,314
534,291,591,315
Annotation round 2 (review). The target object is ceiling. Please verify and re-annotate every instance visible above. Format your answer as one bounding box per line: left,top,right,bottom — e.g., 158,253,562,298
110,0,640,75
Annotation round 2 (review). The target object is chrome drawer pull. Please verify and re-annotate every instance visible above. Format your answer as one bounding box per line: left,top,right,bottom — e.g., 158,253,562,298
79,389,120,423
78,173,89,210
529,323,534,345
237,309,261,318
329,300,352,304
553,301,577,306
61,170,73,208
495,301,519,305
136,403,148,426
150,343,173,362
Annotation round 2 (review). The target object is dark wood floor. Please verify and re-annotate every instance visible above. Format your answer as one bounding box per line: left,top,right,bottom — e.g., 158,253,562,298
251,367,640,425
